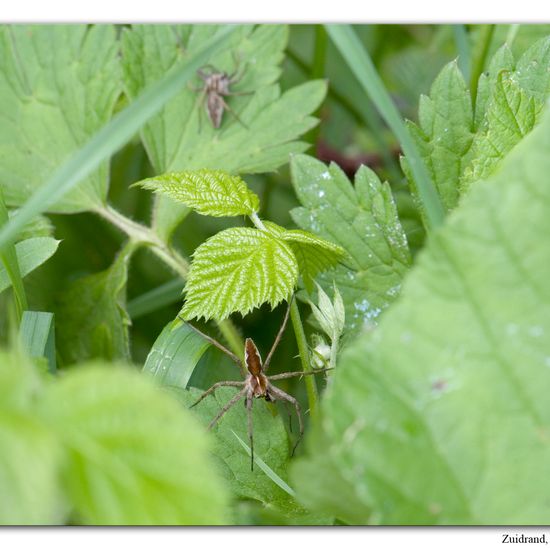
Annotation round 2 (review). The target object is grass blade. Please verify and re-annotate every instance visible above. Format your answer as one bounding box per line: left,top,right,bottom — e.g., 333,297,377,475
453,25,471,81
143,320,211,389
0,25,236,250
19,311,56,372
0,189,27,319
231,430,296,498
127,278,182,319
325,24,446,231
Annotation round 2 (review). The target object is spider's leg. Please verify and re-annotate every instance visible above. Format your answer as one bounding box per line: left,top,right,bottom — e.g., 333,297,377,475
283,400,293,434
228,51,246,83
246,390,254,471
218,97,249,130
263,295,294,373
268,367,333,381
224,90,254,97
190,380,244,409
208,387,247,430
178,316,244,375
268,384,303,457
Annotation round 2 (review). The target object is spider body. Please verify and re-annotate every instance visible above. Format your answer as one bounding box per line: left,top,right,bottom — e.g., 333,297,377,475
244,338,270,399
195,64,250,129
183,298,331,470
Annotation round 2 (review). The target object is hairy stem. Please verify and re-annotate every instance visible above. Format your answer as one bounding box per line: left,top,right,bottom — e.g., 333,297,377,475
95,203,244,357
290,299,319,420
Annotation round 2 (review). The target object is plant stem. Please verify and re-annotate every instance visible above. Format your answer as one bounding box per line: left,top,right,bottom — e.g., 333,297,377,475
290,299,319,420
470,24,495,114
329,335,339,371
0,189,27,321
95,203,244,357
249,212,266,231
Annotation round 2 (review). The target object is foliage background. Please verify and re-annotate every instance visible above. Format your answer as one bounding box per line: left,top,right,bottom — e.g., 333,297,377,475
1,23,549,525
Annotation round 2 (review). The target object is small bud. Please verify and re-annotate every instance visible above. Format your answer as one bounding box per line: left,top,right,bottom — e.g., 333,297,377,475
309,283,346,342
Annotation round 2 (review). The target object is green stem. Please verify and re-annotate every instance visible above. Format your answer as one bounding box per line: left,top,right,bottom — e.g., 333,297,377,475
329,335,339,371
470,24,495,113
0,189,27,321
96,204,244,357
290,299,319,420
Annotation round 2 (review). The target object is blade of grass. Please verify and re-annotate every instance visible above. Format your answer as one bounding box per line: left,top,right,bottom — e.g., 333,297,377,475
287,44,402,182
0,189,27,320
19,311,56,372
0,25,236,251
453,25,471,82
470,24,495,113
325,24,445,231
506,24,520,48
143,320,210,388
128,278,182,319
231,430,296,498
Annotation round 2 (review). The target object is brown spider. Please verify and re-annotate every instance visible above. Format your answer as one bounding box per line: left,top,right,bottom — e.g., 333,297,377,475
181,298,332,470
193,62,251,129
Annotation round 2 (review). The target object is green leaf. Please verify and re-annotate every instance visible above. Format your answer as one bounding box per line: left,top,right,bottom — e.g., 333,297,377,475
19,311,56,373
290,155,411,334
174,387,327,524
0,237,60,295
325,24,446,230
462,71,538,189
293,108,550,525
403,60,474,212
0,349,63,524
122,25,326,241
136,169,260,217
38,363,231,524
281,229,344,293
143,320,211,388
56,244,132,365
181,227,298,321
0,25,120,213
0,26,236,252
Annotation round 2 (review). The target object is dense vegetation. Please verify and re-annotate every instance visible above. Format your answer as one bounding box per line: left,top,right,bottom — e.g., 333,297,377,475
1,24,549,525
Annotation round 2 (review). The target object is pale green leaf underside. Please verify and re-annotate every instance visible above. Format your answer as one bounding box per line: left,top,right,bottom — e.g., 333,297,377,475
0,237,60,294
181,227,298,321
295,109,550,525
137,169,260,217
290,155,411,334
38,364,230,525
0,25,120,213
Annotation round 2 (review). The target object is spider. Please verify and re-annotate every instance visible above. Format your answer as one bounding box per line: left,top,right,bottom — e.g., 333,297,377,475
193,60,251,129
180,297,332,471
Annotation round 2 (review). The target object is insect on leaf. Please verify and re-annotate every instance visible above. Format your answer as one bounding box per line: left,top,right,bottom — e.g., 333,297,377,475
135,169,260,217
181,227,298,321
